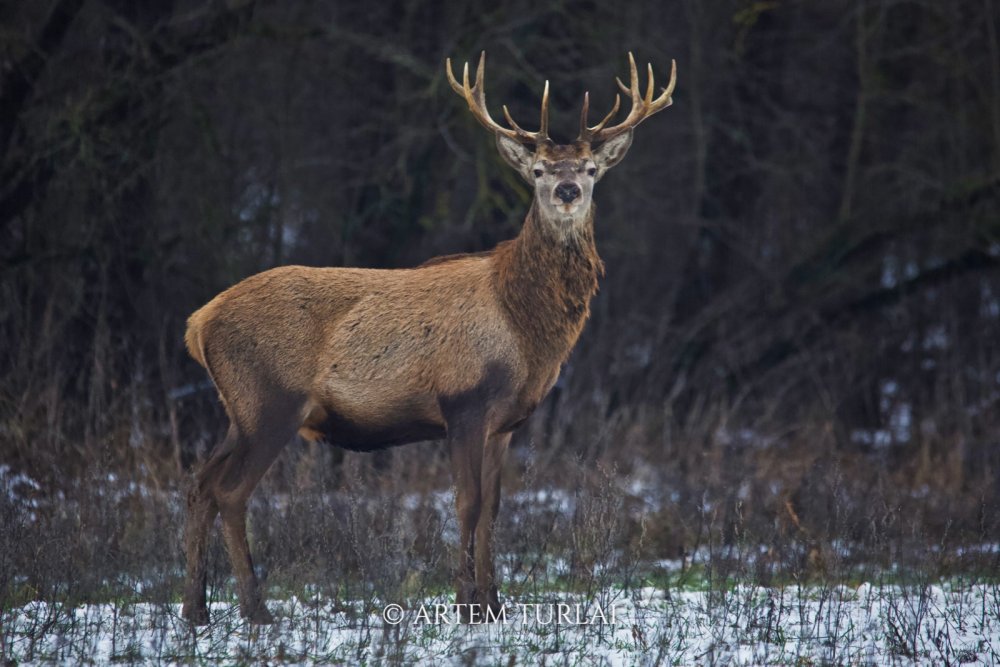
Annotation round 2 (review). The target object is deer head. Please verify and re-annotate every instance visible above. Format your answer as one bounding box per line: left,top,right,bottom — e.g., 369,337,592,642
446,52,676,235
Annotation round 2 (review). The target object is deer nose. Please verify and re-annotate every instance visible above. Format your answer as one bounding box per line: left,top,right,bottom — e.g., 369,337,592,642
554,182,581,203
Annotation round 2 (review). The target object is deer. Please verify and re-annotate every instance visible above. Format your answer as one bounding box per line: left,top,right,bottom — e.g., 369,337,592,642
180,51,676,625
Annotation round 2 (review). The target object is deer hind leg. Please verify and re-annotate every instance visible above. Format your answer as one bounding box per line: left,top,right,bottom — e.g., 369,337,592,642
447,420,485,621
475,432,511,617
181,492,216,625
217,495,273,624
195,390,301,625
182,424,237,625
218,405,301,624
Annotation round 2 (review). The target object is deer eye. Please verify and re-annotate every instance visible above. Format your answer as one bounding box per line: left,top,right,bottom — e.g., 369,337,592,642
587,167,597,176
533,168,544,178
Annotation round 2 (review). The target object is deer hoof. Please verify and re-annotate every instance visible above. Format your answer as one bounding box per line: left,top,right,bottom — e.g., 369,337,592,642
182,604,210,626
485,583,501,609
455,580,476,607
243,604,274,625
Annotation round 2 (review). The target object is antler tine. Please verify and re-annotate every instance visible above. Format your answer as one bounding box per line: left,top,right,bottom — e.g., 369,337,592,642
614,52,640,98
502,80,549,140
445,51,548,145
445,57,464,96
663,58,678,98
577,91,621,141
539,80,549,139
588,54,677,144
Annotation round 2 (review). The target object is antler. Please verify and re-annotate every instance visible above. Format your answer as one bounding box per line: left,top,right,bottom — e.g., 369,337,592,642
578,52,676,144
446,51,550,145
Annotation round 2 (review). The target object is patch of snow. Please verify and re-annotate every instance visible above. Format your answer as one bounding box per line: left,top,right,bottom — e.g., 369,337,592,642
6,583,1000,665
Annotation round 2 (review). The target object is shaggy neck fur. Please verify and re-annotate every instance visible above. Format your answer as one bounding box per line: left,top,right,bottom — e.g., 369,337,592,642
494,202,604,368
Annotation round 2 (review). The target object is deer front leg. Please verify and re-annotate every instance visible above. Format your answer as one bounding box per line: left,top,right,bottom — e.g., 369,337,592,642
476,432,511,617
448,422,484,622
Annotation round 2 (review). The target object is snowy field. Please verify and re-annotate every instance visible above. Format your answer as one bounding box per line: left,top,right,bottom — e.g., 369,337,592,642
5,582,1000,665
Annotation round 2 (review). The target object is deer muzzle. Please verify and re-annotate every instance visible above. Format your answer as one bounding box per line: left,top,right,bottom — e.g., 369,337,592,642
554,182,581,203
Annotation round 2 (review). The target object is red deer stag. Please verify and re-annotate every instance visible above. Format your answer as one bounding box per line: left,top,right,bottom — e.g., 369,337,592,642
181,52,676,625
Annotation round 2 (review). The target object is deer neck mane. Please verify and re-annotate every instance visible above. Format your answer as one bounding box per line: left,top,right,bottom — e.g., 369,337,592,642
494,202,603,366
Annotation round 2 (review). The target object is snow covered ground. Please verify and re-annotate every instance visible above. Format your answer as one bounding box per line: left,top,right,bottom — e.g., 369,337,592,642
5,582,999,665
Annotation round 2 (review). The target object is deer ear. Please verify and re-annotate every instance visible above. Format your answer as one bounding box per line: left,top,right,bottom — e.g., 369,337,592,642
592,130,633,180
495,135,535,183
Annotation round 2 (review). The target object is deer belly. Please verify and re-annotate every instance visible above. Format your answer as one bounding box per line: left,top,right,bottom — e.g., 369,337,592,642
299,396,445,452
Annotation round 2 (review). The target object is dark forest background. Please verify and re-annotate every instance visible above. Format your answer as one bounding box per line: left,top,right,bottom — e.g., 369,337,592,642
2,0,1000,607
